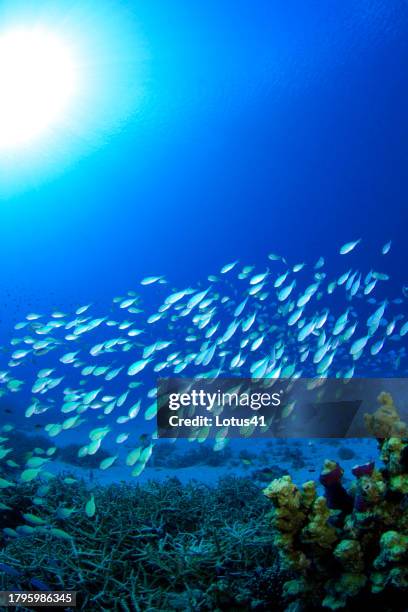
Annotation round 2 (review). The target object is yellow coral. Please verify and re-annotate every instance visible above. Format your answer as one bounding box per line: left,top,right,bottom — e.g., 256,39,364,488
264,476,313,571
371,564,408,593
390,473,408,494
388,566,408,590
263,475,300,507
323,572,366,610
364,392,408,438
380,437,406,475
357,469,386,503
334,539,364,572
322,459,340,473
301,479,317,508
301,496,337,549
374,530,408,567
264,426,408,610
263,475,305,534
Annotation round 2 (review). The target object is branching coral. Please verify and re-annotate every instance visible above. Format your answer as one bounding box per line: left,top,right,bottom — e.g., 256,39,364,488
264,393,408,611
0,475,281,611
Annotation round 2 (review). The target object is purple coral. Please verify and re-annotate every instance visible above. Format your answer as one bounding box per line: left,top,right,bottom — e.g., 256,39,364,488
319,463,353,512
352,461,375,478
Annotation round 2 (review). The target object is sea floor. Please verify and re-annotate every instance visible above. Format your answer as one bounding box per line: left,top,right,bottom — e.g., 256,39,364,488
46,437,380,489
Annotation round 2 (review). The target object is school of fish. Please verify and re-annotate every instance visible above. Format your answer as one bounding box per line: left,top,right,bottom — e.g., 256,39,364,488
0,238,407,497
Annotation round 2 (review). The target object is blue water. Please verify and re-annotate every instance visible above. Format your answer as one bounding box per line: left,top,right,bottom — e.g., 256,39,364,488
1,1,408,323
0,1,407,483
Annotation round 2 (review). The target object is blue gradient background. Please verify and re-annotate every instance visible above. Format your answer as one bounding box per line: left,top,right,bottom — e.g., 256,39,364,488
1,0,407,336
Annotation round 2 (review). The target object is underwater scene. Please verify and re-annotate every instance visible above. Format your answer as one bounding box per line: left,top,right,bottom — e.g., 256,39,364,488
0,1,408,611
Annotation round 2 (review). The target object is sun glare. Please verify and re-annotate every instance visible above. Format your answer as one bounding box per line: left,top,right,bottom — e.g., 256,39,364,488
0,27,77,150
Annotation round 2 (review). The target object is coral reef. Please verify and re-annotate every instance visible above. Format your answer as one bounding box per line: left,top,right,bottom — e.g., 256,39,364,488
364,391,408,438
264,393,408,610
0,476,282,611
1,393,406,611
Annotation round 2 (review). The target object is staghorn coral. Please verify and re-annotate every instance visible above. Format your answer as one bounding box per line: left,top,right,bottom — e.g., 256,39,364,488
264,431,408,609
0,475,283,611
